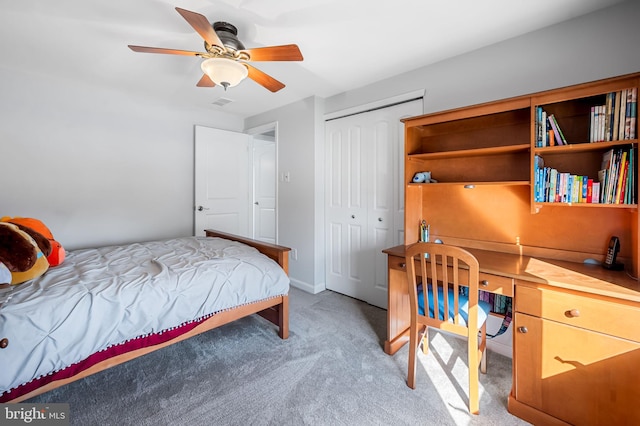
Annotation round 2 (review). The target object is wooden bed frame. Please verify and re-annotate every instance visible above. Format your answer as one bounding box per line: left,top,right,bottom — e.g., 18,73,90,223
6,229,291,403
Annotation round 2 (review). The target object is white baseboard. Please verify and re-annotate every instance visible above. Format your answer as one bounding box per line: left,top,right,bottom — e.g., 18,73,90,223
290,278,326,295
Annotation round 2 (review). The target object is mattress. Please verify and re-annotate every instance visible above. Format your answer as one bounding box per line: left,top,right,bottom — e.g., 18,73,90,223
0,236,289,396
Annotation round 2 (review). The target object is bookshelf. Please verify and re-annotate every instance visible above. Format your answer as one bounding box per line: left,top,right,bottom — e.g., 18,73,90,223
397,72,640,425
402,71,639,276
532,76,637,210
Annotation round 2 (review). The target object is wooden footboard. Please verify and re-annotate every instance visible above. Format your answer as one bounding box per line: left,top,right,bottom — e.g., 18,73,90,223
4,231,291,403
204,229,290,275
205,229,291,340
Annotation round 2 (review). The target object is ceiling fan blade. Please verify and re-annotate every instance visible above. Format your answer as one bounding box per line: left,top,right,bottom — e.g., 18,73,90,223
197,74,216,87
175,7,224,48
128,45,203,56
246,64,285,92
241,44,303,61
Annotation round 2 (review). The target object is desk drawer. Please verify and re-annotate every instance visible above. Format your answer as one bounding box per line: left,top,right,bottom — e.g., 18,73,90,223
515,284,640,342
479,273,513,297
388,255,407,272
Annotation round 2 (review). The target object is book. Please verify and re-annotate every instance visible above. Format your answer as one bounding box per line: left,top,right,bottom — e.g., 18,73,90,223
548,114,567,145
605,91,613,141
628,87,637,139
592,182,600,204
619,89,628,140
590,106,596,143
615,150,627,204
630,148,635,204
536,106,543,147
612,91,621,141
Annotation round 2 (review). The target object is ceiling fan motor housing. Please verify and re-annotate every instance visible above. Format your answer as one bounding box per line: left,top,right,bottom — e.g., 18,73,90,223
212,21,245,51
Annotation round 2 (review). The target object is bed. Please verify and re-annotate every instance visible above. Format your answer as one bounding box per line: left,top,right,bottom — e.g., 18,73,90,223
0,229,290,403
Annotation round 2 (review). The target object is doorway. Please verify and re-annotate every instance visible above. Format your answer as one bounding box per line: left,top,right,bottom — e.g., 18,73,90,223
194,124,278,243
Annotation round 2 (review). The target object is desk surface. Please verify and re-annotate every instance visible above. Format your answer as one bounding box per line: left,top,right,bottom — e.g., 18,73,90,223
383,245,640,303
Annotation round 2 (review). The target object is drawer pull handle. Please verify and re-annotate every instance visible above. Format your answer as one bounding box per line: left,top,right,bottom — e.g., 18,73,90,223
517,326,528,334
480,280,489,286
565,309,581,318
399,263,406,269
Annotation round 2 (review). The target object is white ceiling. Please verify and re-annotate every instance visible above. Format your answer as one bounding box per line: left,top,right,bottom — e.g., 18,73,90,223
0,0,624,118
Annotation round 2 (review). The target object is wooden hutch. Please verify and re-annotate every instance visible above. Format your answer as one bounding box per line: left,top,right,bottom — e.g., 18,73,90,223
384,72,640,425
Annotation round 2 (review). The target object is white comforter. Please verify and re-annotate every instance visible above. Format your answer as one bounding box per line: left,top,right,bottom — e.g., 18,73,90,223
0,236,289,395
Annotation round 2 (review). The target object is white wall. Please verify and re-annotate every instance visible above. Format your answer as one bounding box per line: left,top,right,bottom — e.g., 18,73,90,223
245,96,325,293
1,69,243,250
246,0,640,293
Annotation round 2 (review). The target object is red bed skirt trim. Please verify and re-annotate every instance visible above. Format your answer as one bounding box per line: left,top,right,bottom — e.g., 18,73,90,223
0,311,219,402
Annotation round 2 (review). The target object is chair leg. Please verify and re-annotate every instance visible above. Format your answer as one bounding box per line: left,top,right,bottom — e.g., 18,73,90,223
407,322,419,389
468,332,480,414
480,322,487,374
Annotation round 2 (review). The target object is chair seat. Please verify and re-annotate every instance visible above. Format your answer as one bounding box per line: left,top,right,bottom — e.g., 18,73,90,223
418,284,491,328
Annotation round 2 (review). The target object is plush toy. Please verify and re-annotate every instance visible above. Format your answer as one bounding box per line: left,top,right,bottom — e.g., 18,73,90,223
1,217,64,266
0,222,50,285
412,171,438,183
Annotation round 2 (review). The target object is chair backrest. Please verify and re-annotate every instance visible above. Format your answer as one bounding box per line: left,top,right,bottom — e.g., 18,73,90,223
404,242,481,336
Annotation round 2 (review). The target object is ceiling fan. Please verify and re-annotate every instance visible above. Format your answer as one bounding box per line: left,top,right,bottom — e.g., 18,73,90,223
128,7,303,92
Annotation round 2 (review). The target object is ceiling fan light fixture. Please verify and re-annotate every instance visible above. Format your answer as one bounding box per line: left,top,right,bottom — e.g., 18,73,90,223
200,58,248,90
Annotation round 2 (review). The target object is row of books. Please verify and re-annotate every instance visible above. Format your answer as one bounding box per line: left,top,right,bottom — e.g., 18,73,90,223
599,148,635,204
534,88,638,148
590,88,637,142
534,148,635,204
535,107,567,147
534,165,600,203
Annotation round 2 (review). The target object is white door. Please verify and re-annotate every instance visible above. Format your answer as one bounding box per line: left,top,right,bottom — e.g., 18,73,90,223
325,100,422,308
252,139,276,243
194,126,251,237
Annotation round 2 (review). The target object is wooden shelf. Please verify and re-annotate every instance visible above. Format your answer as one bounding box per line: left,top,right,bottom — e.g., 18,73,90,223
534,202,637,209
409,144,530,160
534,139,637,155
409,181,529,187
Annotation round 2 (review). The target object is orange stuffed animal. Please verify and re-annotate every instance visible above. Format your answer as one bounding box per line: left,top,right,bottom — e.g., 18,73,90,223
0,222,50,285
0,217,65,266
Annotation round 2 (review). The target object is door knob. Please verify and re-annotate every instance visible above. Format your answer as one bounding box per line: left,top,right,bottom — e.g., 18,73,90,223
197,206,210,211
517,326,528,333
351,215,355,219
378,218,383,222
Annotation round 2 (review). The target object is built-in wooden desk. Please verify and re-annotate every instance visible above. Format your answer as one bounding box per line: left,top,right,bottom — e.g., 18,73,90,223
384,245,640,425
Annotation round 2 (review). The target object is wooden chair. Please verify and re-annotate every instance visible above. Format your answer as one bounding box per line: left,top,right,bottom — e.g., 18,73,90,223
404,242,491,414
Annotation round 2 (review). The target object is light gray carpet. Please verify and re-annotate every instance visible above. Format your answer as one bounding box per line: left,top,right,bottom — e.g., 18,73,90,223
29,287,530,425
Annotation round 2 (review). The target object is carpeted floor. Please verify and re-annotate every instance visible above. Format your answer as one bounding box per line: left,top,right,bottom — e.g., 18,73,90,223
29,287,531,425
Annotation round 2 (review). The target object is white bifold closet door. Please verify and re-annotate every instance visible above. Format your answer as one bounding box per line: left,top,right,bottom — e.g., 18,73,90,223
325,99,422,309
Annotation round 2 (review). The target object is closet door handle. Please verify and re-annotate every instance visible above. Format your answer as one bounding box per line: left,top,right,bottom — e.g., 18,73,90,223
517,326,528,334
